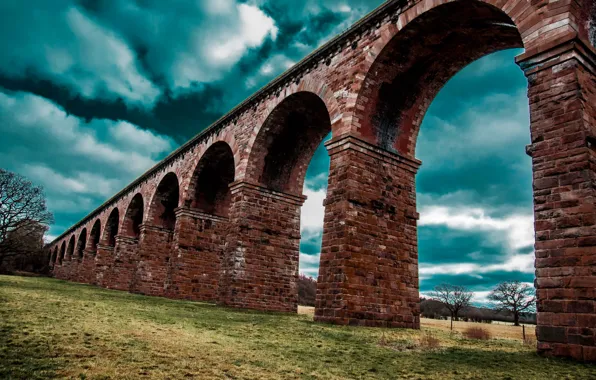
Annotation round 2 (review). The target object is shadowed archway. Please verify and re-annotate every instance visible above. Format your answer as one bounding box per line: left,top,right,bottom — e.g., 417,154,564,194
187,142,235,217
123,194,144,239
76,229,87,260
150,173,179,230
247,92,332,195
58,242,65,265
104,209,119,247
89,220,101,254
354,2,523,155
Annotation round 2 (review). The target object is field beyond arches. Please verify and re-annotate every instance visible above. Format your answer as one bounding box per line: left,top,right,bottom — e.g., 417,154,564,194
1,275,594,379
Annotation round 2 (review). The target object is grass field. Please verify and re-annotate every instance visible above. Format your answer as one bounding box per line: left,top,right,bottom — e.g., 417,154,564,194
1,276,594,379
299,307,536,341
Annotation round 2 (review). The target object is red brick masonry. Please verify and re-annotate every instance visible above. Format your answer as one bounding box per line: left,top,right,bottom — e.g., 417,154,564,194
47,0,596,361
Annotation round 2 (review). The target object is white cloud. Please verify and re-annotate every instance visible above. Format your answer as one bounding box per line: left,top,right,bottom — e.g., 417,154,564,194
0,91,175,176
22,165,121,198
419,252,535,279
171,3,278,89
0,90,175,232
419,205,534,251
300,252,321,266
301,187,326,233
108,121,174,156
418,90,530,167
0,2,160,105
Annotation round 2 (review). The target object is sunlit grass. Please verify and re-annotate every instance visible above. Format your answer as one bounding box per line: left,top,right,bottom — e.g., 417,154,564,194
1,275,594,379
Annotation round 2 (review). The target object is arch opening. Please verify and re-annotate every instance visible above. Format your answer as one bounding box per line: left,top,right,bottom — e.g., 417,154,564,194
151,173,179,230
357,1,523,155
66,236,75,261
51,248,57,265
104,208,119,247
89,220,101,254
76,229,87,260
247,92,332,195
123,194,144,238
59,242,65,265
188,142,235,217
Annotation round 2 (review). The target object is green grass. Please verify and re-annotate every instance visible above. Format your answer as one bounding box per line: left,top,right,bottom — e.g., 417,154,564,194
1,275,594,379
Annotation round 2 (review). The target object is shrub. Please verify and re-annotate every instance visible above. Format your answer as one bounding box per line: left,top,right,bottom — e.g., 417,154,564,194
463,327,491,340
418,332,440,349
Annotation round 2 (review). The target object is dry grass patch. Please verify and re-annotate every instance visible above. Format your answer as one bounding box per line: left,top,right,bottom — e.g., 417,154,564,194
2,276,595,380
421,317,535,341
463,327,492,340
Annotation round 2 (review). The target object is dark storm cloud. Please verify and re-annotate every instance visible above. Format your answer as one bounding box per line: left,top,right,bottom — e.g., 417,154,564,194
418,226,506,265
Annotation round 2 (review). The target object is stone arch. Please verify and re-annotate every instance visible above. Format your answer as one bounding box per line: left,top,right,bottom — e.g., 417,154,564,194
245,91,332,195
89,220,101,254
50,247,57,265
76,228,87,260
103,208,120,247
122,193,144,238
353,0,525,156
66,235,75,261
149,172,180,230
59,242,66,265
186,141,235,217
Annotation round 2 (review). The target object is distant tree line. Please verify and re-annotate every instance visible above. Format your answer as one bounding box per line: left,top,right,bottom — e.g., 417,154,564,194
423,282,537,326
297,277,537,326
420,298,536,325
298,274,317,306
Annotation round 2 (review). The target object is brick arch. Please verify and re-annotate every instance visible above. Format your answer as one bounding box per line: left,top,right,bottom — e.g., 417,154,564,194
352,0,542,156
76,228,87,260
89,219,101,254
58,241,66,265
148,172,180,230
244,91,332,195
185,141,235,217
50,247,57,266
66,235,75,261
121,193,144,239
103,208,120,247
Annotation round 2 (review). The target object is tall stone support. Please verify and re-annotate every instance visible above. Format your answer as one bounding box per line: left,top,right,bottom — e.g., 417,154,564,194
519,38,596,361
77,249,96,284
95,244,115,287
314,135,420,328
55,257,79,281
130,224,173,297
106,236,139,291
66,258,82,283
218,182,305,312
164,207,228,301
53,260,69,281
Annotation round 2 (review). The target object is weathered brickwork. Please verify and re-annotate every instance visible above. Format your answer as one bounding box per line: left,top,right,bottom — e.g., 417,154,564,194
47,0,595,361
519,37,596,361
315,135,420,327
219,182,305,312
165,208,227,302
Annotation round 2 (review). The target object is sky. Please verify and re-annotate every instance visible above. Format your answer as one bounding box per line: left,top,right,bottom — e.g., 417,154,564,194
0,0,534,304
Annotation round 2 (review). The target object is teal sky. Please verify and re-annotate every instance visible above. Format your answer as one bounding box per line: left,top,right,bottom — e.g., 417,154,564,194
0,0,534,303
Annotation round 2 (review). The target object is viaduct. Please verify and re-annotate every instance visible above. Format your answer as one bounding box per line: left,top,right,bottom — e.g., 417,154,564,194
47,0,596,361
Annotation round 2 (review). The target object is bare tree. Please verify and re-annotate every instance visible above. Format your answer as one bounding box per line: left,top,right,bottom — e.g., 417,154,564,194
488,281,536,326
429,284,473,330
0,168,53,271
